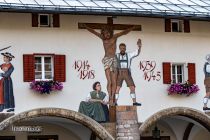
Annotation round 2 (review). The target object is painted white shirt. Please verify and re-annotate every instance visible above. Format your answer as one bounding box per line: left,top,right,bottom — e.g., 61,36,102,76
117,49,140,69
206,63,210,73
86,92,109,104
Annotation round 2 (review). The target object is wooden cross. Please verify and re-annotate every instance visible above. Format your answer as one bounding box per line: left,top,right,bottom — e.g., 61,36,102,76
78,17,141,32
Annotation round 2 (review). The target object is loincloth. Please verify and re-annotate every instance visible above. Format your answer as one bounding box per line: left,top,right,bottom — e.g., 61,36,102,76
102,56,117,71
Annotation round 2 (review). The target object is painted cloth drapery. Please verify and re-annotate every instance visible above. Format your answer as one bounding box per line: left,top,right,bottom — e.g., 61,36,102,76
0,63,15,111
78,91,109,122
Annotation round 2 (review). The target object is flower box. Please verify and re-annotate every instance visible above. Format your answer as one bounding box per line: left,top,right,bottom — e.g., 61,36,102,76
30,80,63,94
167,82,199,96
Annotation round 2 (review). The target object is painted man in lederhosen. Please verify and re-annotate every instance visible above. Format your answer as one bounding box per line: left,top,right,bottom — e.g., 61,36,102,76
115,39,142,106
203,54,210,110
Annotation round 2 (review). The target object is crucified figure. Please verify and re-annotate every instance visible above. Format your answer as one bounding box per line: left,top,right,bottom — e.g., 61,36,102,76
84,24,137,104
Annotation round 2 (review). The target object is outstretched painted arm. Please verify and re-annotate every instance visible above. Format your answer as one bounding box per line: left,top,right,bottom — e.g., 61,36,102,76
129,39,142,58
113,25,137,38
137,38,142,54
84,24,102,39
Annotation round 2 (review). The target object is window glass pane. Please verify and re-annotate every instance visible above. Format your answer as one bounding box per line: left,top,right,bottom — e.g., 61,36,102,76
35,57,41,63
45,64,52,71
172,65,175,74
45,72,52,79
35,72,42,79
177,75,183,83
172,22,179,32
177,65,182,74
172,75,176,83
44,57,51,63
35,64,42,71
35,57,42,78
39,15,49,26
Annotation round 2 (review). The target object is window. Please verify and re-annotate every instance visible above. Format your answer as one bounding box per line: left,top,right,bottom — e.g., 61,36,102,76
162,62,196,84
172,64,184,83
171,19,183,32
32,14,60,28
39,14,50,27
165,19,190,33
34,56,53,80
23,54,66,82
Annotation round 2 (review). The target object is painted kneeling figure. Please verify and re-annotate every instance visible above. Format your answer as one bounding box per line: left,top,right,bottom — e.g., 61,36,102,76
0,52,15,113
79,81,109,122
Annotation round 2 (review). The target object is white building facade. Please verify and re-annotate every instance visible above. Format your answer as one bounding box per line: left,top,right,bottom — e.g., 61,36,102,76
0,0,210,140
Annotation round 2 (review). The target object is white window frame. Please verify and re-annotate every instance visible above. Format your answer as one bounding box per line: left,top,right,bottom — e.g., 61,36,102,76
171,63,187,83
39,14,51,27
34,55,54,81
171,19,183,32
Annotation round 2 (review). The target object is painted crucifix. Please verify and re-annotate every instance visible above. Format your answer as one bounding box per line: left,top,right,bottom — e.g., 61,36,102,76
78,17,141,105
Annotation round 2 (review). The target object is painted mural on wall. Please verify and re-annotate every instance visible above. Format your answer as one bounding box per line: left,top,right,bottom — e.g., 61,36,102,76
139,60,161,82
83,25,138,104
115,39,142,106
203,54,210,111
78,81,109,123
0,46,15,113
73,60,95,80
79,17,141,105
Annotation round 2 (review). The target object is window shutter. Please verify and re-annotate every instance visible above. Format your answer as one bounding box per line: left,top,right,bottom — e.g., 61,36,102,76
54,55,66,82
53,14,60,27
184,20,190,33
165,19,171,32
188,63,196,84
23,54,34,82
32,13,38,27
162,62,171,84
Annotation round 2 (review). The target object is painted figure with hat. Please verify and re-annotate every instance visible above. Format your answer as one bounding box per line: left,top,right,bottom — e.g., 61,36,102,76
0,52,15,112
203,54,210,110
